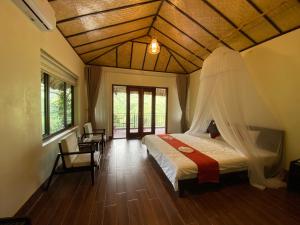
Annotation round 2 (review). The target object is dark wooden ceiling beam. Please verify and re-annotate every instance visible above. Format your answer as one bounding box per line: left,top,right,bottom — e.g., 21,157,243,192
202,0,256,44
147,0,165,35
152,27,204,61
165,0,231,49
56,0,160,24
65,15,155,39
79,34,147,55
142,44,148,70
245,0,282,33
165,55,172,72
86,44,122,64
88,63,186,74
130,42,134,69
132,36,200,68
189,67,201,74
157,15,212,53
153,47,161,71
74,26,150,48
165,47,188,73
116,46,119,68
164,55,172,72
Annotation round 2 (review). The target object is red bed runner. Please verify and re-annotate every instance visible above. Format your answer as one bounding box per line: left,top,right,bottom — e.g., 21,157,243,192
158,134,219,183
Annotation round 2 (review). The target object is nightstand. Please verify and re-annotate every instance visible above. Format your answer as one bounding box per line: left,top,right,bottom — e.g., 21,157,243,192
287,159,300,192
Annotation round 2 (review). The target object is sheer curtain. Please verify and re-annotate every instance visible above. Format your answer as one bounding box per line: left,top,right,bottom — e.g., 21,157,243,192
187,47,283,189
85,66,102,128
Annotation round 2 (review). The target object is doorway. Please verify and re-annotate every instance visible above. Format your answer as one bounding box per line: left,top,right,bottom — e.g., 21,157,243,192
112,85,167,139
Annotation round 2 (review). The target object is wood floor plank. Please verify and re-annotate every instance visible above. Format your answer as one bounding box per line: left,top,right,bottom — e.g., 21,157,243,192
103,205,117,225
116,193,129,225
128,200,145,225
19,139,300,225
136,190,159,225
149,198,172,225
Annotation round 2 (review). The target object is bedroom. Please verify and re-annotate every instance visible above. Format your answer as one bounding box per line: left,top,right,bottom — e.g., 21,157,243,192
0,0,300,224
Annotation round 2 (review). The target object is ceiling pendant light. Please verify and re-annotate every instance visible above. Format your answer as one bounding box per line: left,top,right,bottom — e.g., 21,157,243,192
148,38,160,54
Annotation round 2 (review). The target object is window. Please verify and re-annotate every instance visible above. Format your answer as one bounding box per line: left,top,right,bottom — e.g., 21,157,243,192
41,73,74,139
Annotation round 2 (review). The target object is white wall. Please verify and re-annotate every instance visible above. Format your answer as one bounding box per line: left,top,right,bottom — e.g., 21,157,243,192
95,67,182,136
187,29,300,169
0,0,86,216
242,29,300,168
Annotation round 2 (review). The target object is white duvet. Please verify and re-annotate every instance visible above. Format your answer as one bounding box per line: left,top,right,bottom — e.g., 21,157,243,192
142,133,277,191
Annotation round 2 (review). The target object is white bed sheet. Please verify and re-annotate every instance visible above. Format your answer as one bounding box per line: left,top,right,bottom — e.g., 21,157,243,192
142,133,277,191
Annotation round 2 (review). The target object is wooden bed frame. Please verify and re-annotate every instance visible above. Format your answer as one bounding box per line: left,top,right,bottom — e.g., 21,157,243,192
147,149,248,197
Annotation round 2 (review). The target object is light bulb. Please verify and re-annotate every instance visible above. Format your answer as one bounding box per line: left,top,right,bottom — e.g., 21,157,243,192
148,38,160,54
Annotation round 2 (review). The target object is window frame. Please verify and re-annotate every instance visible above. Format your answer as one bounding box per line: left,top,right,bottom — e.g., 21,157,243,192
42,73,74,140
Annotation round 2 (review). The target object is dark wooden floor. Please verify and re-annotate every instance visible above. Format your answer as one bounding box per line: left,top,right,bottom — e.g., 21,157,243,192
21,139,300,225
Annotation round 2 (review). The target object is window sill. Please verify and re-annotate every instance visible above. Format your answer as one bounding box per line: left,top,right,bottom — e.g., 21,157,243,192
42,126,78,147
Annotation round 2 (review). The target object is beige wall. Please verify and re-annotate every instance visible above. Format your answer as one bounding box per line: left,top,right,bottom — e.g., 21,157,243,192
242,29,300,168
95,67,182,136
0,0,86,216
187,29,300,169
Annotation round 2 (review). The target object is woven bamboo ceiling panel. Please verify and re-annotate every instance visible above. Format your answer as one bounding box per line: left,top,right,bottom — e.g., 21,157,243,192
50,0,300,74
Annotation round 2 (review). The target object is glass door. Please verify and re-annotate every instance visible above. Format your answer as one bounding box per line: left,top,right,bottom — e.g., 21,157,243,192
142,88,155,135
127,87,140,139
126,87,155,139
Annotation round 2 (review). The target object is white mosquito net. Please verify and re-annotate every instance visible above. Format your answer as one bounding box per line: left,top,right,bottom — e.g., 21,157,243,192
186,47,284,189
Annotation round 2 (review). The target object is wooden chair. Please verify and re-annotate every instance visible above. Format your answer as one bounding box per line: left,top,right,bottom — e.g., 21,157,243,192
83,122,106,151
45,132,100,190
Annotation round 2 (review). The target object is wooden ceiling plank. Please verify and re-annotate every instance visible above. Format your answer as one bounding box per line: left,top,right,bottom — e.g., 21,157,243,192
144,34,200,68
189,67,201,74
153,48,161,71
165,46,188,73
152,27,204,61
147,0,166,35
78,34,147,55
133,40,149,44
164,55,172,72
170,49,199,73
142,44,148,69
157,15,212,53
87,44,122,64
165,0,231,49
131,43,147,69
165,55,172,73
130,42,134,69
78,35,145,55
74,26,150,48
57,0,160,24
160,44,199,68
88,63,185,74
202,0,256,44
245,0,283,33
116,46,119,68
66,15,155,39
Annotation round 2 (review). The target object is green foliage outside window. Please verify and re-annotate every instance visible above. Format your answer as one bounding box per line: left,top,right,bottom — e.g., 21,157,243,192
41,73,74,138
113,87,167,129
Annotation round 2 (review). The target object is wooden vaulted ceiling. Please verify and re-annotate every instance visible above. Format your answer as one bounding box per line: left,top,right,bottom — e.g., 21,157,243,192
49,0,300,74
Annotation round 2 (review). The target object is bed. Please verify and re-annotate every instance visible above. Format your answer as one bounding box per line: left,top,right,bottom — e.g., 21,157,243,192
142,132,280,196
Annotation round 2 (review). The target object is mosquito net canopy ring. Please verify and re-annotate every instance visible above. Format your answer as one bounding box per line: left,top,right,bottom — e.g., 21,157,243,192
186,47,284,189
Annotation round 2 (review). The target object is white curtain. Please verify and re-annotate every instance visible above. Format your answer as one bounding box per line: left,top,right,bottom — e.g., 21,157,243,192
187,47,283,189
